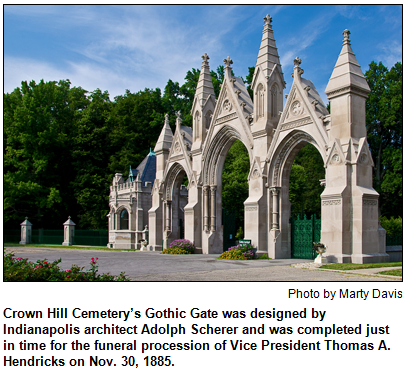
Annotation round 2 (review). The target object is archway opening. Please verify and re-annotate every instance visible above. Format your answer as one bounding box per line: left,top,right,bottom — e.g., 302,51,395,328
289,143,325,219
221,140,250,250
166,165,189,242
288,143,325,259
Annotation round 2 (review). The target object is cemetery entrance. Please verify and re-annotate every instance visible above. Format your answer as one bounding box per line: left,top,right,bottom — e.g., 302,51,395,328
291,214,321,259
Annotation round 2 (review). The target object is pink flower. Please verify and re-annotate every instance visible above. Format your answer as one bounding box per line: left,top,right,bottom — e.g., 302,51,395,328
67,275,70,278
66,269,71,273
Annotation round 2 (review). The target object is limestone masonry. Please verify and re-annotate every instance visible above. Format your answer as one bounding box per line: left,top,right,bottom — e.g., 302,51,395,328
107,15,388,263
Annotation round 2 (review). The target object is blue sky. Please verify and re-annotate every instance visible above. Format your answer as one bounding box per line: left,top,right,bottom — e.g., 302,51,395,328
4,4,402,104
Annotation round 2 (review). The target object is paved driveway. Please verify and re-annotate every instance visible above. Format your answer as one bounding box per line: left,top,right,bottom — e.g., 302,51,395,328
4,246,401,281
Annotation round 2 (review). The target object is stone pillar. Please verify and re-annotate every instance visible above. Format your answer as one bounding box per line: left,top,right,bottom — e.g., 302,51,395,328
165,201,172,232
19,217,33,245
210,185,217,232
203,185,210,232
271,187,279,229
62,216,76,246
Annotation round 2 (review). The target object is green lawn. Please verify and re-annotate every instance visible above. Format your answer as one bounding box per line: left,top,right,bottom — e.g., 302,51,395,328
4,244,137,252
320,262,402,270
377,269,402,276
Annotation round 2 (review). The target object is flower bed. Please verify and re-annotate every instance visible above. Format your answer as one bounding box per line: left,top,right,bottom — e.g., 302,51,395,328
4,250,128,281
218,244,256,260
162,239,196,255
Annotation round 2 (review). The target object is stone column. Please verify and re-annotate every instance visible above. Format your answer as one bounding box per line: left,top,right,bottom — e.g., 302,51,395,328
210,185,217,231
62,216,76,246
165,201,172,231
271,187,279,229
19,217,33,245
203,185,210,231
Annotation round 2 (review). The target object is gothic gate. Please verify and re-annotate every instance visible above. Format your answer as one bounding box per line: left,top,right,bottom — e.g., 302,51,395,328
291,214,321,259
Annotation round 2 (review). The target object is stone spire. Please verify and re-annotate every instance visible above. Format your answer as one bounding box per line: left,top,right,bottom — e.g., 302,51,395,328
154,114,173,153
325,29,370,98
325,29,371,140
154,114,173,182
255,14,283,78
195,53,215,106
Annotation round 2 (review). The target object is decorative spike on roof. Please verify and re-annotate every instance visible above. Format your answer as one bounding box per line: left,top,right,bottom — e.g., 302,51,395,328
195,53,216,107
154,113,173,153
255,14,283,78
325,29,370,98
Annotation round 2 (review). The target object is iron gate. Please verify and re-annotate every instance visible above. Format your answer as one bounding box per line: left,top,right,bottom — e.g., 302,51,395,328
222,208,236,252
291,214,321,259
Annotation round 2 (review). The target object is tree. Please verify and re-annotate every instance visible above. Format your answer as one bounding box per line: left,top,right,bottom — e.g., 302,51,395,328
222,141,250,233
289,144,325,218
4,79,88,228
365,61,402,217
70,89,113,229
108,88,166,178
244,66,255,100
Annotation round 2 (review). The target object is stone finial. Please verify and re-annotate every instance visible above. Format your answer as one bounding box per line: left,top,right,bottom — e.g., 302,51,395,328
223,56,233,68
202,53,209,62
293,56,302,66
175,111,182,126
264,14,272,26
164,113,169,124
342,29,351,45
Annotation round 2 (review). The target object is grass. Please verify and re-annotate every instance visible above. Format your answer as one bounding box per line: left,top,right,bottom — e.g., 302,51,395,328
4,244,137,252
377,269,402,276
255,254,272,260
320,262,402,270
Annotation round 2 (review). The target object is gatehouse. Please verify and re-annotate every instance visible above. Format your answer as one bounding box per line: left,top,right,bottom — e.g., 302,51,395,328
108,15,388,263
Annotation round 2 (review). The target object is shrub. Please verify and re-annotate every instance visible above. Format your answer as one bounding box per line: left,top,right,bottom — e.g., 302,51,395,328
380,216,402,237
3,250,128,281
218,244,256,260
162,248,190,255
167,239,196,254
235,227,244,239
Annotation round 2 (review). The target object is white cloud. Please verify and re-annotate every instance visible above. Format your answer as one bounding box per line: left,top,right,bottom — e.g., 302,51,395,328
280,11,334,69
375,41,402,68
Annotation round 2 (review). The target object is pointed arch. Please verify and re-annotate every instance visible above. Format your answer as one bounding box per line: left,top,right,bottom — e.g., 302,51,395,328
256,83,265,119
205,110,212,129
271,82,279,118
194,111,200,141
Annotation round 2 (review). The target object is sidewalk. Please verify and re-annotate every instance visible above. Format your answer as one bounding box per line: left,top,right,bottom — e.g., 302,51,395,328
291,262,402,280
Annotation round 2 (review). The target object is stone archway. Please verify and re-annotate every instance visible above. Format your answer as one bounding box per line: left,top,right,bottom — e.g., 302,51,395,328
267,130,326,259
200,125,252,254
162,162,189,248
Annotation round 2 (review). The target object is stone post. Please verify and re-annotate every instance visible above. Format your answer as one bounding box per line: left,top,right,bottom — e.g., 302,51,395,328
62,216,76,246
203,185,210,232
165,201,172,232
271,187,279,229
19,217,32,245
210,185,217,231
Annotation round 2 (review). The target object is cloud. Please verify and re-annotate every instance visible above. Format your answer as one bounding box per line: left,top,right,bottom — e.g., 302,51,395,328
279,11,334,69
375,41,402,68
3,56,160,98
